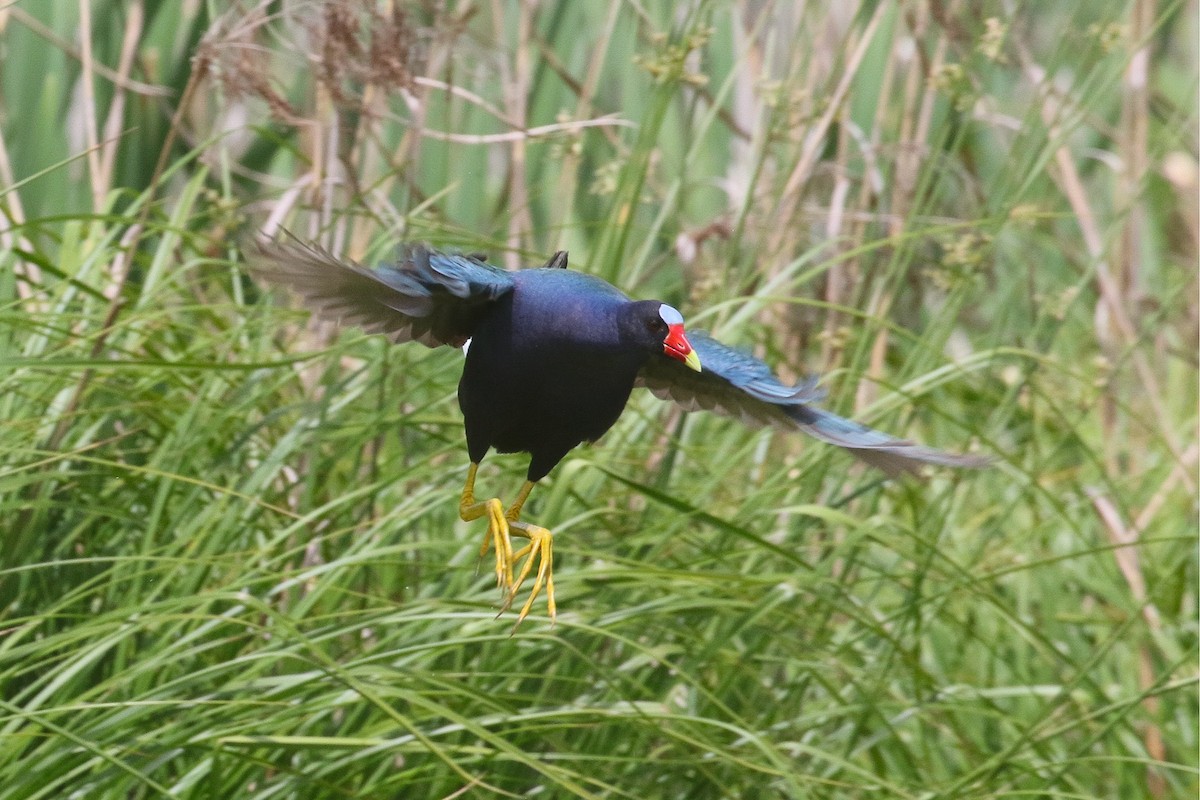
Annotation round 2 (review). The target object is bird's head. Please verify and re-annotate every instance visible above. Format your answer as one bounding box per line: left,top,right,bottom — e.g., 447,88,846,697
623,302,702,372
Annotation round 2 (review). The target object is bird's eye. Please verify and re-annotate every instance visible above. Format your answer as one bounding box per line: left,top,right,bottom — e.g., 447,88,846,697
648,317,667,335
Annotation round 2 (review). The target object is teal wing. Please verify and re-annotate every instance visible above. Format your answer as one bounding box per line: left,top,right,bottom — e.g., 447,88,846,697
247,235,514,348
638,332,989,476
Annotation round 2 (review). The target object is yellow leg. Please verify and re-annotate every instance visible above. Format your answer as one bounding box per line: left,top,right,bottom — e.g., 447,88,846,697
504,480,535,522
459,463,513,590
499,481,556,628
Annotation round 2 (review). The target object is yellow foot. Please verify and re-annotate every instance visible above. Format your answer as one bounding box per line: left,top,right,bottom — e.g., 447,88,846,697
460,469,556,628
500,520,556,630
475,498,514,590
459,465,513,591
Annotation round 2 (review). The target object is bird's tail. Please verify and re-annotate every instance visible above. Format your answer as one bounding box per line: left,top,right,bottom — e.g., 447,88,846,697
787,405,992,477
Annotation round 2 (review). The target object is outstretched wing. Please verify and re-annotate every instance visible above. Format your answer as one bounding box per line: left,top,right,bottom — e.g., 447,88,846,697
638,332,990,477
246,235,515,348
637,331,827,426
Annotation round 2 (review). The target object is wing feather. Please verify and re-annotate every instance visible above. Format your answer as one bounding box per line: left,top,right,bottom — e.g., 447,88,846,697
246,235,515,348
638,332,989,476
638,332,824,426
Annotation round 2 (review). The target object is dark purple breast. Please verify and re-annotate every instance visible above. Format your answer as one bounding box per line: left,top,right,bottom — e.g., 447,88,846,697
457,269,647,480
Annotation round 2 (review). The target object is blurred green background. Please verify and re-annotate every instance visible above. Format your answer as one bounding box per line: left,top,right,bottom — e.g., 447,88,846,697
0,1,1195,798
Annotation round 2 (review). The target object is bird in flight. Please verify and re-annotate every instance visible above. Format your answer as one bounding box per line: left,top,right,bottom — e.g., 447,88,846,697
248,236,988,626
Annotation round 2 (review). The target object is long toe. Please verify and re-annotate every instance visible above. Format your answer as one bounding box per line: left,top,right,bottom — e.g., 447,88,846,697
484,499,514,589
461,494,514,591
502,522,555,629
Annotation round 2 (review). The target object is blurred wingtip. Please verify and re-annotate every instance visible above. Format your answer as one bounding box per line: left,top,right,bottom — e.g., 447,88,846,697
793,405,994,478
847,445,995,479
